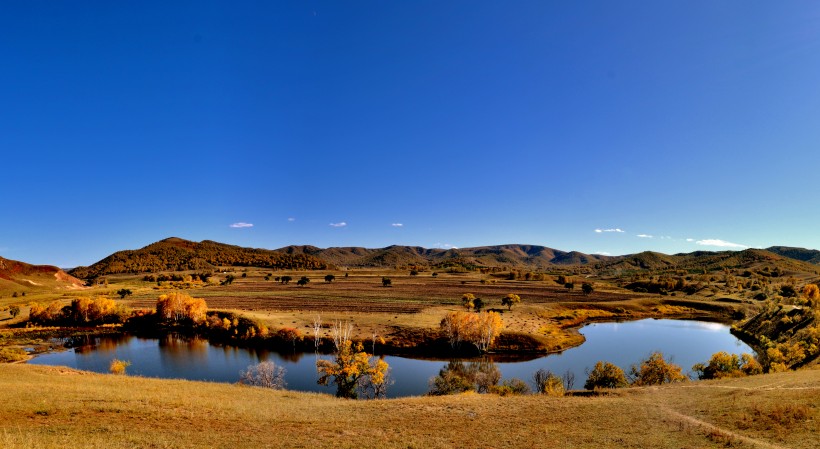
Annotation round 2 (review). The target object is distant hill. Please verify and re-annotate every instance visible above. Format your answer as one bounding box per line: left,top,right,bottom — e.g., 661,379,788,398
68,238,331,279
595,248,820,279
0,256,84,294
766,246,820,265
277,244,614,269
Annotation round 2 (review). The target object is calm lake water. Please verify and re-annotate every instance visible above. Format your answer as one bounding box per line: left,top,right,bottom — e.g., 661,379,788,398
30,319,753,397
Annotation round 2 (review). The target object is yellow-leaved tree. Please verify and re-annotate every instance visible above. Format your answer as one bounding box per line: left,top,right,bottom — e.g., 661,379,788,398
156,292,207,324
316,341,390,399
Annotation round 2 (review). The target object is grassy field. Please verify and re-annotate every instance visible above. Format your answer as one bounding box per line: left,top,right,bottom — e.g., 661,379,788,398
0,363,816,448
102,268,744,353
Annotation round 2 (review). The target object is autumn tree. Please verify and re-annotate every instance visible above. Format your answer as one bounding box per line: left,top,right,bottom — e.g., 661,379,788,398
296,276,310,287
501,293,521,311
9,305,20,319
581,283,594,295
156,292,207,324
692,352,762,380
316,341,390,399
324,274,335,283
803,284,820,307
280,275,292,285
461,293,476,311
630,352,687,386
439,311,503,353
276,327,302,350
240,361,286,389
584,361,629,390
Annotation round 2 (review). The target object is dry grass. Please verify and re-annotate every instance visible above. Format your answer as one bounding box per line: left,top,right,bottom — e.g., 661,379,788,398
0,364,817,448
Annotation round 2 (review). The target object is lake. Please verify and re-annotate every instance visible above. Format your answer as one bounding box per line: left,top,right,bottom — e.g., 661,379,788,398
29,318,754,397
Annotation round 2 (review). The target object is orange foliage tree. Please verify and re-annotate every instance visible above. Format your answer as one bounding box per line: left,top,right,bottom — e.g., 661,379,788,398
156,292,207,324
440,311,503,353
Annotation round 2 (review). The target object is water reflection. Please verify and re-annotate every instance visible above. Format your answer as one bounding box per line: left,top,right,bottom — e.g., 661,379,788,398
30,319,754,397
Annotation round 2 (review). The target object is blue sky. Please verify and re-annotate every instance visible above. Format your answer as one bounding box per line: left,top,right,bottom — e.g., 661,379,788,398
3,1,820,267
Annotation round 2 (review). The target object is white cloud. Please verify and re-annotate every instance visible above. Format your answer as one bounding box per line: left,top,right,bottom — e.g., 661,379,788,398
433,243,458,249
696,239,748,249
287,217,296,222
229,222,253,228
329,222,347,228
595,228,624,233
637,234,653,238
686,238,694,242
391,223,403,227
593,251,611,256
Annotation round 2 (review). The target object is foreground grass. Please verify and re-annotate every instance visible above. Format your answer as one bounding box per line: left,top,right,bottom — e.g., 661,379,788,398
0,364,817,448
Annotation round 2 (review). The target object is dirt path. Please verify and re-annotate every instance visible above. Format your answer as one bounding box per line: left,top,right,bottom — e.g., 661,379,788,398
658,405,787,449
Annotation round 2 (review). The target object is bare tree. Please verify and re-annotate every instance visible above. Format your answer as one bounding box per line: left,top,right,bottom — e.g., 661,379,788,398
563,369,576,390
312,315,322,352
331,320,353,352
239,361,286,389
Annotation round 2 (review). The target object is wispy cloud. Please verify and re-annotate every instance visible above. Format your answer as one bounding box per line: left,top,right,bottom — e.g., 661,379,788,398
433,243,458,249
593,251,612,256
329,222,347,228
229,222,253,228
391,223,403,227
595,228,624,233
637,234,653,238
287,217,296,222
696,239,747,249
686,238,694,242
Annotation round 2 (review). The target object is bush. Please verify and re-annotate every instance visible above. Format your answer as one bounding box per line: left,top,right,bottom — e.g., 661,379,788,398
490,378,531,396
630,352,687,386
109,359,131,375
692,352,762,380
584,361,629,390
533,369,565,396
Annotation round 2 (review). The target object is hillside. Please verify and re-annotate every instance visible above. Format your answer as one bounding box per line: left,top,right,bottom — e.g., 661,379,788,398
68,238,331,279
0,256,84,295
767,246,820,265
0,363,817,448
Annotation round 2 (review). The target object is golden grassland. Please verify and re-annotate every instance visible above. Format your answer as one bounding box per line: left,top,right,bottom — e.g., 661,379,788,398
0,363,817,448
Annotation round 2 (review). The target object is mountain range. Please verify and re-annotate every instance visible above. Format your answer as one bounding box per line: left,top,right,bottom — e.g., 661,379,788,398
57,237,820,279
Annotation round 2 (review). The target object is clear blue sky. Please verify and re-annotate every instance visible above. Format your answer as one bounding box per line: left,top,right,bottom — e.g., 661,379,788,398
3,1,820,267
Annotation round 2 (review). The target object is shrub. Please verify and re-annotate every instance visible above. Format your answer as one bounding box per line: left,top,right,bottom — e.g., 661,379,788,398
630,352,687,386
533,369,565,396
692,352,762,380
490,378,531,396
109,359,131,375
584,361,629,390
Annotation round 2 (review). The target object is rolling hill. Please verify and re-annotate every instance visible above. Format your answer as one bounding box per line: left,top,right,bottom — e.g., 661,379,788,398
766,246,820,265
0,256,85,294
68,237,331,279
